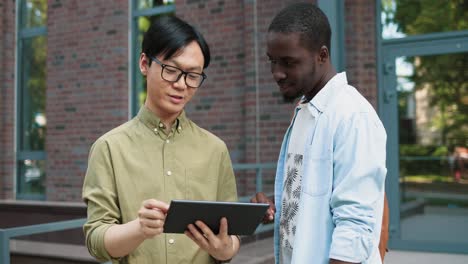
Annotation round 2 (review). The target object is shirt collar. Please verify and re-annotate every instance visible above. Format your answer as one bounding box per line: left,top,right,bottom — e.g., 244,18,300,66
137,106,188,134
309,72,348,113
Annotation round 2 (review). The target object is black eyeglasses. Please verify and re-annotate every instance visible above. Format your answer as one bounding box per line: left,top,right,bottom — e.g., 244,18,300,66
149,56,207,88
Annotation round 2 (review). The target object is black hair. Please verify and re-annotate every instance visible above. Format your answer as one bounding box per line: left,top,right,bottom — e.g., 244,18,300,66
268,3,331,54
142,15,211,68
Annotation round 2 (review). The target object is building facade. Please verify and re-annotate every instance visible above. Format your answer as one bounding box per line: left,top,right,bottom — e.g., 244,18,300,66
0,0,379,201
1,0,467,257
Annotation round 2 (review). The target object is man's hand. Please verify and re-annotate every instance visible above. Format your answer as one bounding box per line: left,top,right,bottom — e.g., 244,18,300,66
185,217,239,262
103,199,170,258
250,192,275,223
137,199,170,239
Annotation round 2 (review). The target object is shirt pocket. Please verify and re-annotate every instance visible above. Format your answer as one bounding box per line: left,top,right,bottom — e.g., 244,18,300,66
302,157,332,196
186,167,218,201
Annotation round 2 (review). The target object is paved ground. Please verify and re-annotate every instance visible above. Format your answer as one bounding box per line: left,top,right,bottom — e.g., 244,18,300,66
231,236,275,264
400,205,468,243
385,250,468,264
232,236,468,264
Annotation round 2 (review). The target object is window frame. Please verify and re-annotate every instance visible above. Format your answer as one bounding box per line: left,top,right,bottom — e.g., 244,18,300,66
15,0,48,200
129,1,175,117
377,0,468,254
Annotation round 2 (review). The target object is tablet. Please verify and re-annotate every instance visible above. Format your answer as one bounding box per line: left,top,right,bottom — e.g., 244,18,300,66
163,200,270,235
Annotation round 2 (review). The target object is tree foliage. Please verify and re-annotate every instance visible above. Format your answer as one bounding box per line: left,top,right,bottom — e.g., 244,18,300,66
384,0,468,147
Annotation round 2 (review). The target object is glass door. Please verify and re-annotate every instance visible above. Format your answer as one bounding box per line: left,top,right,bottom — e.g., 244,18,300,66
381,40,468,253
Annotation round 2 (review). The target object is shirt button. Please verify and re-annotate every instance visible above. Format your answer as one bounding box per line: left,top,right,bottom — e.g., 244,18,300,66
166,139,170,143
167,170,172,176
159,123,164,128
168,238,175,244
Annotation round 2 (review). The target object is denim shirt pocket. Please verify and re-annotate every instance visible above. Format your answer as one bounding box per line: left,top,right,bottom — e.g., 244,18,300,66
301,157,332,197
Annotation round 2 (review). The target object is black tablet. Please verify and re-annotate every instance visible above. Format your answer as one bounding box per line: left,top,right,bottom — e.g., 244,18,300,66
163,200,270,236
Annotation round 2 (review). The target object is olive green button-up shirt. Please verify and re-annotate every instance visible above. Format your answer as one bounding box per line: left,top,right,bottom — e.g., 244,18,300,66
82,106,238,264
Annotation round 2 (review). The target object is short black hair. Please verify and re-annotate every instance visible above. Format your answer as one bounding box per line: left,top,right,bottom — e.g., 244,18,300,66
268,3,331,53
142,15,211,68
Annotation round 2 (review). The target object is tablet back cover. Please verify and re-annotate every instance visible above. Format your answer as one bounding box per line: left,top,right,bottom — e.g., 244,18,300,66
163,200,269,235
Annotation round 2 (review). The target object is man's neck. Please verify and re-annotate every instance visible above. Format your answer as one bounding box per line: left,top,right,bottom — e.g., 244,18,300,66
304,67,337,102
144,103,180,132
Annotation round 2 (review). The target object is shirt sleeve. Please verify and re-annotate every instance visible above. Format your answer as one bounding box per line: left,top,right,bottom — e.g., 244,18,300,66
82,138,121,262
329,112,387,262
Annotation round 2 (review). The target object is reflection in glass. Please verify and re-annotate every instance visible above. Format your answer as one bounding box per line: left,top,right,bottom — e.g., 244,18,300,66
22,0,47,28
397,52,468,242
17,160,46,198
381,0,468,39
20,36,47,151
135,13,174,108
137,0,174,10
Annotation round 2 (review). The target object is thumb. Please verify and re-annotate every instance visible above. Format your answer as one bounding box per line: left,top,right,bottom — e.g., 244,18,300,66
219,217,229,236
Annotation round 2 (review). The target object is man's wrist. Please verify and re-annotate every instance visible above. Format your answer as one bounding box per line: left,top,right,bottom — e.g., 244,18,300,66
214,258,232,263
214,235,240,263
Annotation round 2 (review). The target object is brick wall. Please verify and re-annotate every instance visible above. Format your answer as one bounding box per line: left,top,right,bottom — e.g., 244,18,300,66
177,0,247,164
45,0,129,201
177,0,378,197
0,0,16,199
344,0,378,107
177,0,310,196
0,0,379,201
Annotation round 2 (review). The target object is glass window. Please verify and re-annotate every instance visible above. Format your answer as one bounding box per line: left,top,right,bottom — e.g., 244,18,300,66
131,1,175,115
136,0,174,10
396,52,468,242
381,0,468,39
17,160,46,199
22,0,47,28
17,0,47,200
19,36,47,152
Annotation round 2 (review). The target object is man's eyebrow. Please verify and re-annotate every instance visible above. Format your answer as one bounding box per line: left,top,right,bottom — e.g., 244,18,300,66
266,55,297,61
168,59,203,72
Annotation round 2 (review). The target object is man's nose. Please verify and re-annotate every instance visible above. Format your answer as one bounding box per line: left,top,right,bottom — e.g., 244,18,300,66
272,68,286,82
173,74,188,90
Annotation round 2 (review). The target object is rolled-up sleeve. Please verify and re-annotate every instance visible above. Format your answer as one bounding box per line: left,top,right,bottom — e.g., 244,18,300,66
82,138,121,262
329,112,387,262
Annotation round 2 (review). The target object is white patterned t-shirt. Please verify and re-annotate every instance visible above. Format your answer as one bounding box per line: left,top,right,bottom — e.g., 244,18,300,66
280,102,316,264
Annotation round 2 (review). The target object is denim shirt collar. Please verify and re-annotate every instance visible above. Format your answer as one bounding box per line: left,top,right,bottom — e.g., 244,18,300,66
309,72,348,114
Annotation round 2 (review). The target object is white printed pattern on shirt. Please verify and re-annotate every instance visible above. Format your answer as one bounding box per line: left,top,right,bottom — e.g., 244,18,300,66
280,153,303,252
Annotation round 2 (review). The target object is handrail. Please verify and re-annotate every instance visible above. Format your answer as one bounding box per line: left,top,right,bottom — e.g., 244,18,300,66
399,156,451,161
233,162,276,202
0,163,277,263
233,163,277,235
0,218,88,264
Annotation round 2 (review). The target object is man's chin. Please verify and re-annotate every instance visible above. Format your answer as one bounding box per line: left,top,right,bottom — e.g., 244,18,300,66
282,94,300,104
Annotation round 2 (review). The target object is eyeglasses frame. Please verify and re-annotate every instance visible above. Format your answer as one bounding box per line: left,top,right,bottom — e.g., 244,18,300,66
149,55,207,88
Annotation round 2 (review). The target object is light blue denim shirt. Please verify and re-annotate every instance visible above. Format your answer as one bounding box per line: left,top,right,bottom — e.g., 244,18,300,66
273,72,387,264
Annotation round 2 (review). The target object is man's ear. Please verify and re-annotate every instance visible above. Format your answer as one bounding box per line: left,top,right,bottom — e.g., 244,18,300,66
139,53,149,76
318,46,329,63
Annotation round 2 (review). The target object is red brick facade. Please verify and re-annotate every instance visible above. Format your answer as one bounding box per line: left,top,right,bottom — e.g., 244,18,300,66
0,0,377,201
344,0,378,107
46,0,129,200
0,0,17,199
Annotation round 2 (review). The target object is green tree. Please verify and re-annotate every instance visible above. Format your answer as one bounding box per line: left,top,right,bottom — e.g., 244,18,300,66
21,0,47,151
384,0,468,147
135,0,175,107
